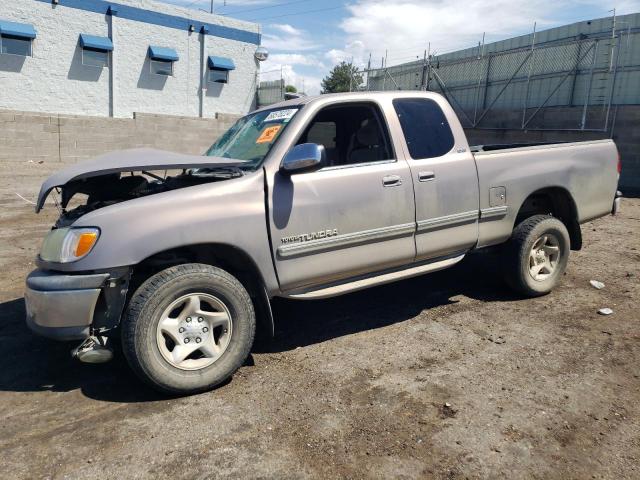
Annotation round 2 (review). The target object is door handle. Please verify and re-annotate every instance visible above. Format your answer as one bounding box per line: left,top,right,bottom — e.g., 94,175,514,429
418,171,436,182
382,175,402,187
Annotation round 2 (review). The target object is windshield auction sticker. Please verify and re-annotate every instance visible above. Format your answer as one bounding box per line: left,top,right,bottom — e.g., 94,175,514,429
256,125,282,144
264,109,297,123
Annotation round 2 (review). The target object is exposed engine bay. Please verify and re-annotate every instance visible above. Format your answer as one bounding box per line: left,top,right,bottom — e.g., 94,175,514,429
55,168,242,227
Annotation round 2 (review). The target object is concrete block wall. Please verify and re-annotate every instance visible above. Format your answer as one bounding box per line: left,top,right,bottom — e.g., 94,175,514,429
613,107,640,195
0,0,260,118
0,108,239,208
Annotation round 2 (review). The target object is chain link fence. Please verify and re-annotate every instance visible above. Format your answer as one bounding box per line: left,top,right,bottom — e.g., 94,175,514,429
363,28,639,131
257,79,285,107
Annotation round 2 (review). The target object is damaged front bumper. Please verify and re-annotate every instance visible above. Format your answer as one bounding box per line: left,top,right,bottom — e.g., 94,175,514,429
25,268,130,341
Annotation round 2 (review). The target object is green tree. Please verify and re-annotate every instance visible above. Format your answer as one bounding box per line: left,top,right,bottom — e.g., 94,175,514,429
321,62,363,94
285,84,297,93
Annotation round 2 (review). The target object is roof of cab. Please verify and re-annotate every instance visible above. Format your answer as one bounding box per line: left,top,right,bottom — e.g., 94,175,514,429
254,96,316,113
254,91,443,114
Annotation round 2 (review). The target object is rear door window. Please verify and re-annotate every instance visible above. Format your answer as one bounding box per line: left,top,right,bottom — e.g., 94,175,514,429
393,98,454,159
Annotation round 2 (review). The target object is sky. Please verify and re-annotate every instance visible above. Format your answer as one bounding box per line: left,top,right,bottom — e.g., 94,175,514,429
162,0,640,94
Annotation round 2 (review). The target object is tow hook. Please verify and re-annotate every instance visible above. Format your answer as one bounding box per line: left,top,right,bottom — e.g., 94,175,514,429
71,336,113,364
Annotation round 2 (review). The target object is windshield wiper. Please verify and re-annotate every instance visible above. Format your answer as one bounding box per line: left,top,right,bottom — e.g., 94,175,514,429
191,166,245,178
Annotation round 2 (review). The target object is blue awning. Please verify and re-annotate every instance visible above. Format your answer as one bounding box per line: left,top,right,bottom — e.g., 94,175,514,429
79,34,113,52
149,46,179,62
208,56,235,71
0,19,37,39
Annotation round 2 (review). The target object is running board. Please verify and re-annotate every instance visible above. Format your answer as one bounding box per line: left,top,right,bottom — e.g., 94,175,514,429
282,253,466,300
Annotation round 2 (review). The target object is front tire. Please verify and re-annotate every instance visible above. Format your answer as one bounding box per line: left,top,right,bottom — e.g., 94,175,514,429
503,215,571,297
122,263,255,395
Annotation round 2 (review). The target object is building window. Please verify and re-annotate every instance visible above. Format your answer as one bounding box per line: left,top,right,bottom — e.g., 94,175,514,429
79,34,113,69
82,48,109,68
0,20,37,57
209,68,229,84
150,59,173,76
1,35,32,56
207,56,235,85
148,46,178,76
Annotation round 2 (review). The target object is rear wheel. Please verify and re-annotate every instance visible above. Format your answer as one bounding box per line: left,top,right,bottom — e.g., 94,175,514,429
503,215,570,297
122,263,255,395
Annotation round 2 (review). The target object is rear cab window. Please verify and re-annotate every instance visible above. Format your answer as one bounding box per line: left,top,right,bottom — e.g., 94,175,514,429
393,98,455,159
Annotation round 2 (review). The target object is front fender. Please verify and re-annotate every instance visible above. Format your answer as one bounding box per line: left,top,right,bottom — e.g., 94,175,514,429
38,171,279,294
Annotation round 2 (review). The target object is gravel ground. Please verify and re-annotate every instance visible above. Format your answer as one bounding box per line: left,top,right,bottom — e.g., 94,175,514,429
0,199,638,480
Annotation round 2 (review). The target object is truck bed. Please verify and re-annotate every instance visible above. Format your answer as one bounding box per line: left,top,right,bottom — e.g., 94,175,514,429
471,139,619,249
470,141,568,153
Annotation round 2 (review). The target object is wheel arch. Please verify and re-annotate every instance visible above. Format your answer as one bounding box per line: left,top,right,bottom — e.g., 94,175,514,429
130,243,274,338
514,186,582,250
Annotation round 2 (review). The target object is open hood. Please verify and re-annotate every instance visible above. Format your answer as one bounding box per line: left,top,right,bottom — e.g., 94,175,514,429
36,148,247,212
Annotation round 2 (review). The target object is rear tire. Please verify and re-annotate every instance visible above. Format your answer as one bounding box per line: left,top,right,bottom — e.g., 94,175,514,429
121,263,255,395
503,215,570,297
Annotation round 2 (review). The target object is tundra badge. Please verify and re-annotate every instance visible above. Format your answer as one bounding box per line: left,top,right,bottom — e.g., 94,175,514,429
281,229,339,244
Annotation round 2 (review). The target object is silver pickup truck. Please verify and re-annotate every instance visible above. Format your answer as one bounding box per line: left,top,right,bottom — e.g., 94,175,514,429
26,92,621,394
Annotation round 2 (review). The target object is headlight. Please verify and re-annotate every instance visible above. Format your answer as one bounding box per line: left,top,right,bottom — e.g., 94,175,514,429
40,227,100,263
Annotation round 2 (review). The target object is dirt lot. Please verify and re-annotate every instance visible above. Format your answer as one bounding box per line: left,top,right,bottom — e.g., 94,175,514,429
0,198,638,479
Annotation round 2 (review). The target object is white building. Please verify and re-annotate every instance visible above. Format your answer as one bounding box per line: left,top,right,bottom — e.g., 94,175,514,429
0,0,262,118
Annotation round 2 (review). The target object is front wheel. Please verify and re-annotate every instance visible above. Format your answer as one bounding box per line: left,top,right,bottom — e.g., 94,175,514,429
121,264,255,395
503,215,571,297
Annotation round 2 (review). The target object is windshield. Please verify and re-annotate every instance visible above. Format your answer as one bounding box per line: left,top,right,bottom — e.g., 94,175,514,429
205,106,300,169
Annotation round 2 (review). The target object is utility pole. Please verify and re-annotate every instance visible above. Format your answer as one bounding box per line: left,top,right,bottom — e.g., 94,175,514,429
210,0,214,14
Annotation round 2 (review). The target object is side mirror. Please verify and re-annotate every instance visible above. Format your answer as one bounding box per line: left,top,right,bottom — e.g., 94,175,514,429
280,143,326,174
